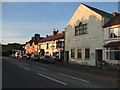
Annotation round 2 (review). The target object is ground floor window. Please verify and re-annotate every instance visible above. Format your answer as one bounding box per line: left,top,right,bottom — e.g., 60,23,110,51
77,49,82,58
85,48,90,59
71,49,75,58
106,50,120,60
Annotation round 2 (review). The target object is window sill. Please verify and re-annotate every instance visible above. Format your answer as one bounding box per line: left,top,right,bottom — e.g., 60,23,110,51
77,58,82,60
84,58,90,60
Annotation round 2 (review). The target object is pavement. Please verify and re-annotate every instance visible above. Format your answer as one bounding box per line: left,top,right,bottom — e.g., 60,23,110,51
54,61,119,81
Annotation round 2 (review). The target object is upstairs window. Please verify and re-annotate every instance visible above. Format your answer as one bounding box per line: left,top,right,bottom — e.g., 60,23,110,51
75,22,87,36
46,43,49,49
109,28,120,38
56,41,64,48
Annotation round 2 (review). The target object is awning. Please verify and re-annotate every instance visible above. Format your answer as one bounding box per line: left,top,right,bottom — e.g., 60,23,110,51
103,41,120,47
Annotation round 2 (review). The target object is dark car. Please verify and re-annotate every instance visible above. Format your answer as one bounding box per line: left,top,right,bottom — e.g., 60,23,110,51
30,54,41,61
22,53,32,60
40,56,56,64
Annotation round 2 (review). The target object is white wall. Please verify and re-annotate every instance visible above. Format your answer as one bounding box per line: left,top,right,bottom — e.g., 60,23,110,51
40,39,64,56
65,4,110,66
104,26,120,64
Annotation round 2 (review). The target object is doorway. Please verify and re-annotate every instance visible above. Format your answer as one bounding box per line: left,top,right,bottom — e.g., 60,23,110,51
65,51,69,63
96,50,102,66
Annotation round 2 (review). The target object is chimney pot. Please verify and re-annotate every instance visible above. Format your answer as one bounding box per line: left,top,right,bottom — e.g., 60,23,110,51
112,12,119,16
52,29,58,36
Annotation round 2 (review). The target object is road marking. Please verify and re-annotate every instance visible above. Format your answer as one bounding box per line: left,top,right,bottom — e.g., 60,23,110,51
10,61,16,64
57,73,90,83
18,65,29,71
38,73,67,86
33,66,47,71
22,62,29,65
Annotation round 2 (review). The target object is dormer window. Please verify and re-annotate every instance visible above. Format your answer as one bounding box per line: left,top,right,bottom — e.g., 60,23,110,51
75,22,87,36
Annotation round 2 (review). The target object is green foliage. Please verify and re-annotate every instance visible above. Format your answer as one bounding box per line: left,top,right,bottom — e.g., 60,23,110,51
1,43,25,56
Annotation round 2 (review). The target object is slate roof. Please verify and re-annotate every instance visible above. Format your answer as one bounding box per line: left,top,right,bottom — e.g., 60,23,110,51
103,14,120,27
40,32,65,42
82,3,114,19
26,37,44,46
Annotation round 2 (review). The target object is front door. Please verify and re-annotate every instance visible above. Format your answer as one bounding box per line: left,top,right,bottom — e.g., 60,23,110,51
65,51,69,63
96,50,102,66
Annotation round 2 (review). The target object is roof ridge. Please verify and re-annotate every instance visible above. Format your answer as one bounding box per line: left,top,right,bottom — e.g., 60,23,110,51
56,32,64,35
45,32,64,38
81,3,113,18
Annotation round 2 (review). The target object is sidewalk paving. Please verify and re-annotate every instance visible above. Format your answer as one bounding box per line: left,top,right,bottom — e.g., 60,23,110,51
54,61,119,81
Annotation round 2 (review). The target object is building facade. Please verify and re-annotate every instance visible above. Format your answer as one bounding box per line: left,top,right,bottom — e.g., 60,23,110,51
64,3,115,66
25,34,44,54
103,13,120,65
39,29,65,61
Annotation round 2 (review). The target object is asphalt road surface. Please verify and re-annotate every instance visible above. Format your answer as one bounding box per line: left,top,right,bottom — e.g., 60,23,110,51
2,57,119,88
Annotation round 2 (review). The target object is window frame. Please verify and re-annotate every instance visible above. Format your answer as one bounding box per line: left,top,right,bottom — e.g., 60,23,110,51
106,47,120,60
109,28,120,39
77,49,82,58
46,43,49,49
71,49,75,58
85,48,90,59
75,22,87,36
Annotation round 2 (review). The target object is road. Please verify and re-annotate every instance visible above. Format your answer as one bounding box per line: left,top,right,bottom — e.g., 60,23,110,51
2,57,119,88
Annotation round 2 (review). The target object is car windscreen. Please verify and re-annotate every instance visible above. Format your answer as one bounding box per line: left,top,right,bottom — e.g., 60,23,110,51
34,55,40,57
45,56,50,58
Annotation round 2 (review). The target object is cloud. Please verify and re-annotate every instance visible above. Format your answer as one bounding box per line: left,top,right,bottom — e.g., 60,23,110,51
2,22,66,44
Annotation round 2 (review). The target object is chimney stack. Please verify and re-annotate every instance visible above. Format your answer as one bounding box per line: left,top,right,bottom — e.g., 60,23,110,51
112,12,119,17
52,29,59,36
62,31,65,34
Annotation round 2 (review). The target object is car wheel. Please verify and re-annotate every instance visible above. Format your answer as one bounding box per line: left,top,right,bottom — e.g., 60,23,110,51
43,60,46,63
41,60,43,63
47,61,50,64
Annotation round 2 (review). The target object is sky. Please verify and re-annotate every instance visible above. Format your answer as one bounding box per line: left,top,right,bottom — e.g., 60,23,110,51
1,2,119,44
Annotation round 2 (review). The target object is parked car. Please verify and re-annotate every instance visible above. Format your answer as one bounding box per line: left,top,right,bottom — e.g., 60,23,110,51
9,53,15,58
40,55,56,64
30,54,41,61
15,52,19,58
22,53,32,60
18,53,23,59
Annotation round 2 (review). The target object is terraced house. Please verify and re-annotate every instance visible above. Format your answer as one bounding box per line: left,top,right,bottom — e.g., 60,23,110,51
25,34,44,54
64,3,118,66
103,13,120,65
39,29,65,61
